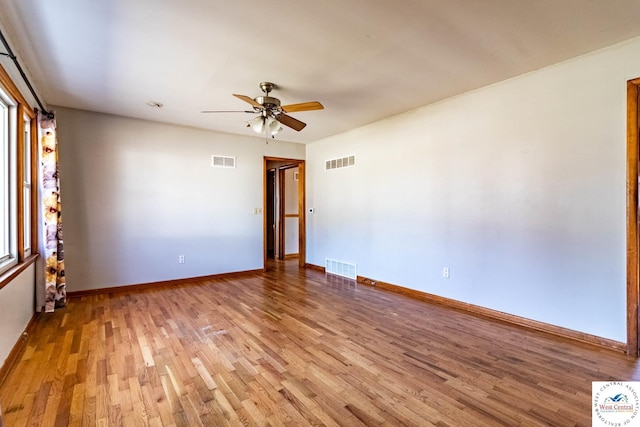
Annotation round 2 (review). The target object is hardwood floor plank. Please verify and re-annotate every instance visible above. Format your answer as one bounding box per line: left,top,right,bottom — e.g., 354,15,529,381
1,259,639,425
28,381,51,424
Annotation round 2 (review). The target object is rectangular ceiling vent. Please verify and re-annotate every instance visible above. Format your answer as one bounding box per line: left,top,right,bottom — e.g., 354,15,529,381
325,258,357,280
325,155,355,171
211,155,236,168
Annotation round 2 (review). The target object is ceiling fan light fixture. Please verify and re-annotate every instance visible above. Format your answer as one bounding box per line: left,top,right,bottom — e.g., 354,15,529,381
249,116,265,133
249,115,282,136
266,116,282,135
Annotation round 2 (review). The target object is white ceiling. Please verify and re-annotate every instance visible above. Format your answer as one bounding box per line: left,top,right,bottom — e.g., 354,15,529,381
1,0,640,144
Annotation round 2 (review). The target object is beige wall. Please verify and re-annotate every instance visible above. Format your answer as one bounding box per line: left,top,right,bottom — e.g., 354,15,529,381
306,37,640,342
55,108,304,291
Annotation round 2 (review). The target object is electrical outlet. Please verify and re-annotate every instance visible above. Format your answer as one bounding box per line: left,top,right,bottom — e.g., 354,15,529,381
443,267,449,278
254,207,263,215
179,255,185,264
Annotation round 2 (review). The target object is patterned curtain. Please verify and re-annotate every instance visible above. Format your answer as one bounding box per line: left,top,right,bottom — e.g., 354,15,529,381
38,112,66,312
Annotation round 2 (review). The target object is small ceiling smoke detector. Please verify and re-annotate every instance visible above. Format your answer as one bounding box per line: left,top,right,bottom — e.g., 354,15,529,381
146,101,164,108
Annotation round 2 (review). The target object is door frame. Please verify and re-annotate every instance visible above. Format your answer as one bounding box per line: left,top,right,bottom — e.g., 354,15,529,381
627,77,640,356
278,164,300,260
263,157,306,269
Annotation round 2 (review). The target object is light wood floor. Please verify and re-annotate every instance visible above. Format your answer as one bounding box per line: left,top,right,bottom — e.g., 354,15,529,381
1,260,638,426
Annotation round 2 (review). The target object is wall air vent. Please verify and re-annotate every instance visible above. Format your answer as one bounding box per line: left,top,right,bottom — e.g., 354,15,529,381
211,155,236,168
325,258,357,280
325,155,356,171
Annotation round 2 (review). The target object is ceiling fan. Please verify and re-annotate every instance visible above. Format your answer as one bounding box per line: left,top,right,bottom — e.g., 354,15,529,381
202,82,323,137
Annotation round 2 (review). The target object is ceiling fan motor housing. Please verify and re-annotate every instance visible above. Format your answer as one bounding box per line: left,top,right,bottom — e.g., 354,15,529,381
255,96,281,111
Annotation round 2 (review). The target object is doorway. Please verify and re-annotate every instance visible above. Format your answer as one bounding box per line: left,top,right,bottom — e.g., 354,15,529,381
264,157,306,269
626,77,640,356
266,169,276,258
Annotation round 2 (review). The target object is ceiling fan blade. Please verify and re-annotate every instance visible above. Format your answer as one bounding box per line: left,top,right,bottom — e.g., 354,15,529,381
277,113,307,131
201,110,254,113
281,101,324,113
233,94,262,108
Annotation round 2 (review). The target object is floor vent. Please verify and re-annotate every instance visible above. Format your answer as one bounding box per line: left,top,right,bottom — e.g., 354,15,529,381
211,155,236,168
325,258,357,280
325,155,355,171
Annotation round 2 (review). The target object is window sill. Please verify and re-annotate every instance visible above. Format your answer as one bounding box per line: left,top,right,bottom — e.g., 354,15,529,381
0,254,39,290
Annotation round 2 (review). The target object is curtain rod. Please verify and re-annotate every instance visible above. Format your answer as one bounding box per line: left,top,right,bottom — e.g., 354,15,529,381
0,28,54,118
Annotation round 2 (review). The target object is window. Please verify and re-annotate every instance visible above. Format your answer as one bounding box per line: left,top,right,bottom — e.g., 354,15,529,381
0,93,16,273
0,65,37,280
23,115,31,256
0,98,8,262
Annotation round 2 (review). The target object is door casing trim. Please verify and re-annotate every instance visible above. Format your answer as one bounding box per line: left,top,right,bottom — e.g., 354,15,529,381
263,157,306,269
